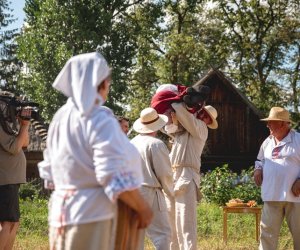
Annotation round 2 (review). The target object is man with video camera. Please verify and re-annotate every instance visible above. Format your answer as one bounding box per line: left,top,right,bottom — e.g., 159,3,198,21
0,103,31,250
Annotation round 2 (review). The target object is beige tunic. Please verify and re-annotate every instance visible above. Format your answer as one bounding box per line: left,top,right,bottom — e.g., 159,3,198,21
131,134,174,250
170,103,208,250
170,103,208,190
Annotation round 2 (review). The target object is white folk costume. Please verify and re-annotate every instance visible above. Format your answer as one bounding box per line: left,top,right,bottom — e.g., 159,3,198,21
38,52,143,250
131,108,174,250
170,103,208,250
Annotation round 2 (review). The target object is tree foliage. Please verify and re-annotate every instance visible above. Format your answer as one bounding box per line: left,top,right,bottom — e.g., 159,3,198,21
0,0,21,93
126,0,229,119
17,0,143,121
12,0,300,124
210,0,300,113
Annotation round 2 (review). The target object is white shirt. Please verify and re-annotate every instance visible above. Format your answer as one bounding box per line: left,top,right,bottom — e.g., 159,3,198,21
38,102,143,227
256,130,300,202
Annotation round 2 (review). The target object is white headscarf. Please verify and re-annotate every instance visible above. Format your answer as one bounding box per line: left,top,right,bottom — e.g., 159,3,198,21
52,52,110,116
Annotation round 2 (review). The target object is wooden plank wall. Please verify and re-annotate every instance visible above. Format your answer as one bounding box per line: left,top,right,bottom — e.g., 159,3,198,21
25,151,43,180
199,73,269,172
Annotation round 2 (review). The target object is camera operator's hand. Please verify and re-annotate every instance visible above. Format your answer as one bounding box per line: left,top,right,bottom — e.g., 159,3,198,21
18,108,32,124
16,108,31,149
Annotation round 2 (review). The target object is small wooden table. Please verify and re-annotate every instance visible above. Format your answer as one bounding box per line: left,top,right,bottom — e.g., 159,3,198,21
222,206,262,243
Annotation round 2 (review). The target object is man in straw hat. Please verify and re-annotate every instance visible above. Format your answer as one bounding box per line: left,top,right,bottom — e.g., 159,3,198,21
254,106,300,250
131,107,174,250
168,103,218,250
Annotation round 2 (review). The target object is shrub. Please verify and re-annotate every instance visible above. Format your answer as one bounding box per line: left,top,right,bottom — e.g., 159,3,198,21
200,164,262,205
230,168,262,204
200,165,236,205
19,181,40,200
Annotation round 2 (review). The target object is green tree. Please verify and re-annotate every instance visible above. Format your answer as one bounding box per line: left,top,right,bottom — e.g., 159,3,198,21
126,0,229,119
128,0,300,119
211,0,300,112
17,0,144,121
276,40,300,129
0,0,21,93
16,0,300,122
124,1,164,119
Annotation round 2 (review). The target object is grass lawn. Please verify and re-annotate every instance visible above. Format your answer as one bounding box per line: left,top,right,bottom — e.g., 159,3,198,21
15,199,294,250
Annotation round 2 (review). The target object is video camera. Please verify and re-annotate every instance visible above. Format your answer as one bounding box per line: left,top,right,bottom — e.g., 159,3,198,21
0,91,40,121
0,91,41,136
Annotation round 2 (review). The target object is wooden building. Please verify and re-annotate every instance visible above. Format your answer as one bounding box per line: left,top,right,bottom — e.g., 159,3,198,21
195,69,269,172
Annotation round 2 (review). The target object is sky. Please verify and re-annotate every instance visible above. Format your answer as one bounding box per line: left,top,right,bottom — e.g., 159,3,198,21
9,0,26,30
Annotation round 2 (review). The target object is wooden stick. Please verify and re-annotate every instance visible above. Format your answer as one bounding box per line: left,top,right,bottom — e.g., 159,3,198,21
115,200,140,250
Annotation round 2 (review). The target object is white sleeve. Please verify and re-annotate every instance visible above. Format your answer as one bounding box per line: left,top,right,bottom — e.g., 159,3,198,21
91,117,142,202
38,121,55,185
255,139,268,170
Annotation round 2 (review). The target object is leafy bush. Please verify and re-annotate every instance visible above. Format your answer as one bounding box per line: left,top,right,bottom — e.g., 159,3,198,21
200,164,262,205
230,168,262,204
19,181,40,200
19,179,51,200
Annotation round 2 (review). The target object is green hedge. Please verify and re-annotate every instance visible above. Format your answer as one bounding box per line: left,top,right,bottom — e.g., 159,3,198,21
200,165,262,205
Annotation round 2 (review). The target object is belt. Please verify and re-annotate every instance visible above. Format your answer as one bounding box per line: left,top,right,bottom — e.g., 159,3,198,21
172,164,199,171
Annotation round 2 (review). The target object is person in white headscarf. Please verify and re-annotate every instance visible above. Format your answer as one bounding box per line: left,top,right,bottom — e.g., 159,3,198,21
38,52,152,250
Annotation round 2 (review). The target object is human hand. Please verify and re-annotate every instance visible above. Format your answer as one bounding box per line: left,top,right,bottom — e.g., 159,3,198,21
253,169,263,186
118,189,153,229
44,180,55,190
291,179,300,197
170,112,178,125
136,202,153,229
18,108,32,126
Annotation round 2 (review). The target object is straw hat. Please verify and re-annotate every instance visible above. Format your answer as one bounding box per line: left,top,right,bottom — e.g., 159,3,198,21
133,107,168,133
203,105,218,129
260,107,292,123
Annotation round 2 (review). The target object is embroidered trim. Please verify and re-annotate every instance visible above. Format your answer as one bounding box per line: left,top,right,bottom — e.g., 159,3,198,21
104,170,139,201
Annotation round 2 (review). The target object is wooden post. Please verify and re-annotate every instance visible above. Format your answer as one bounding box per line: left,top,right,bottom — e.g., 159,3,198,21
115,200,140,250
223,208,228,243
256,210,261,242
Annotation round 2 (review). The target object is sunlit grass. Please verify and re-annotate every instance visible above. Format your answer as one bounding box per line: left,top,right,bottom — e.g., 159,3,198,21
15,200,294,250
